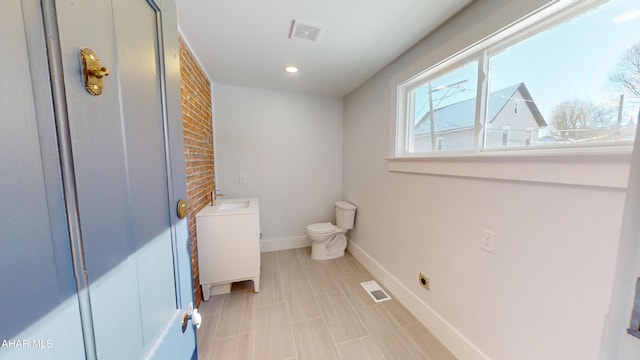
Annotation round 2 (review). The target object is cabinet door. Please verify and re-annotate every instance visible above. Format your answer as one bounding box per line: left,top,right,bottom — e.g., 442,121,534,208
201,212,260,282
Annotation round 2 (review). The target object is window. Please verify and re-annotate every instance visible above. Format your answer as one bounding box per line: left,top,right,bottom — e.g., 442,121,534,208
525,127,534,146
393,0,639,157
408,61,478,153
501,126,511,147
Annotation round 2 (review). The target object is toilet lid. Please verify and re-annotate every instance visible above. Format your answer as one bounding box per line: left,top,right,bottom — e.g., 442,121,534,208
307,222,335,234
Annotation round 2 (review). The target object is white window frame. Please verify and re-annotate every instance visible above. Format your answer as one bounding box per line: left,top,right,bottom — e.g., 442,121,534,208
501,126,511,147
387,0,634,189
525,127,534,147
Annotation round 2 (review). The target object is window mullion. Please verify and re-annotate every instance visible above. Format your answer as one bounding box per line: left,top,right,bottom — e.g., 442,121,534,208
428,82,436,151
474,52,489,152
406,88,415,153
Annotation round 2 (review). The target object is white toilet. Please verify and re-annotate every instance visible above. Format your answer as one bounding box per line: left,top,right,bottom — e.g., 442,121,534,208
306,201,357,260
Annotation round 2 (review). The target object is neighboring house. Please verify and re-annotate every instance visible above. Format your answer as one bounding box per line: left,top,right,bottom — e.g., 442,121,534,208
413,82,547,151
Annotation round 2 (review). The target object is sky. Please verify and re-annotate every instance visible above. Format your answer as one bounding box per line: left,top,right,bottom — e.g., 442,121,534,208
413,0,640,127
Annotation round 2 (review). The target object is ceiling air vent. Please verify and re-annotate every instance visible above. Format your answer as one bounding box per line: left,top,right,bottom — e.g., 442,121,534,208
290,20,325,42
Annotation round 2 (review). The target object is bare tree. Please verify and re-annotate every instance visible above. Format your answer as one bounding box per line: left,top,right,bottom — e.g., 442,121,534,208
551,100,613,141
609,41,640,97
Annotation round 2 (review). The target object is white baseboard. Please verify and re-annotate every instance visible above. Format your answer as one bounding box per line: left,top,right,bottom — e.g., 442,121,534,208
261,235,311,253
347,240,490,360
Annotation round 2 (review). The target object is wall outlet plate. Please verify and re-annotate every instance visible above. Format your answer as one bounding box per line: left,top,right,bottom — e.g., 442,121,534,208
418,273,430,290
481,229,496,253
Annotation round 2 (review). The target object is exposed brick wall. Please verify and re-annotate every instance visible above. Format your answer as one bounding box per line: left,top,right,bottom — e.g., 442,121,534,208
179,36,214,308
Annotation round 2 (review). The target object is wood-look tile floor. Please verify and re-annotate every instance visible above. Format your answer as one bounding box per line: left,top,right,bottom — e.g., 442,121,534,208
196,248,456,360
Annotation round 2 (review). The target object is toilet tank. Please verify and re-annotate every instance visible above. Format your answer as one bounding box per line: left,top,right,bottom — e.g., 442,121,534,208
335,201,357,229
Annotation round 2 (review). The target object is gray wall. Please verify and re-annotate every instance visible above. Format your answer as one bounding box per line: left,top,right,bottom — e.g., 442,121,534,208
343,0,632,359
213,83,344,250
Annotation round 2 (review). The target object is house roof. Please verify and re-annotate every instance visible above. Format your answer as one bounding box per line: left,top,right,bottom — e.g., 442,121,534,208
415,82,547,135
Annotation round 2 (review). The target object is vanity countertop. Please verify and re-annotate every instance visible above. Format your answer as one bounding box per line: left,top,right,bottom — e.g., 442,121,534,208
196,198,259,216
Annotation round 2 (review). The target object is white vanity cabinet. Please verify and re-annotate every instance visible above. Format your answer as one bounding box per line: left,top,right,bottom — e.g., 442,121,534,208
195,198,260,300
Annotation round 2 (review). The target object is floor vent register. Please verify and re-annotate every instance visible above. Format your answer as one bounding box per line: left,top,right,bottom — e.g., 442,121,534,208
360,280,392,303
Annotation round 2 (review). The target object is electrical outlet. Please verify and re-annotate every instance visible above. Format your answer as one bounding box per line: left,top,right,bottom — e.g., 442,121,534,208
239,174,247,184
481,229,495,253
418,273,430,290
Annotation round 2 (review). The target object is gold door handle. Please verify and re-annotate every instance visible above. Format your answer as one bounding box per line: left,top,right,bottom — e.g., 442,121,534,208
177,199,187,219
80,47,110,96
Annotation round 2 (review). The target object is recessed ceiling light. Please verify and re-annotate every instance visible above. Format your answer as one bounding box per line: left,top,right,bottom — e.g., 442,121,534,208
284,66,298,73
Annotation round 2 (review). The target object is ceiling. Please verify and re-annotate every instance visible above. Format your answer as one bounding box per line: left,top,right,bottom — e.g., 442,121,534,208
174,0,473,97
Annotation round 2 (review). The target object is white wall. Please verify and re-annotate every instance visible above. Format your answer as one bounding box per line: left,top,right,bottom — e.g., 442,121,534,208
213,83,343,250
343,1,629,359
600,122,640,359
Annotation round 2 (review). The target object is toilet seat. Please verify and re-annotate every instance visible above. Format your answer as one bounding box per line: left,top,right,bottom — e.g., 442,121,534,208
306,201,356,261
307,222,336,234
307,223,347,260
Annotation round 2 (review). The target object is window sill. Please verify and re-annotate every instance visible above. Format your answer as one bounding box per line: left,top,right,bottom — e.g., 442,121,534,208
386,147,633,189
